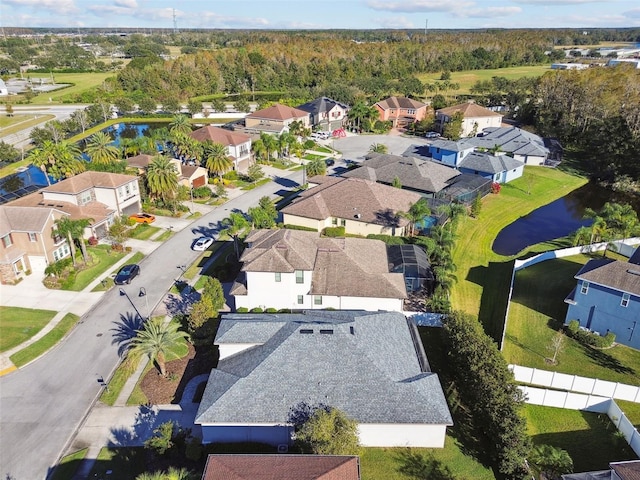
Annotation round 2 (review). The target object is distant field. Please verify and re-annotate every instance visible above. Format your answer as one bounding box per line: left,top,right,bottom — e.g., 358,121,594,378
30,72,116,104
418,65,551,95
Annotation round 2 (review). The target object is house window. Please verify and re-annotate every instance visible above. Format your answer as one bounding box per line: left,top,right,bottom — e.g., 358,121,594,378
331,217,337,226
314,295,323,305
621,293,630,307
1,234,12,248
79,190,92,205
408,109,416,115
52,243,70,262
297,295,304,304
125,184,131,196
580,281,589,295
29,233,37,242
340,219,346,226
275,272,281,282
295,270,304,284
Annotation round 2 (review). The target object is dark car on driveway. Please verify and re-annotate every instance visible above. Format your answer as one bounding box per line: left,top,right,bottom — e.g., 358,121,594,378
325,158,335,166
114,264,140,285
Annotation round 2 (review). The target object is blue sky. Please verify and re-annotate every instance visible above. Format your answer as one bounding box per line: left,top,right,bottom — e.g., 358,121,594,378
2,0,640,30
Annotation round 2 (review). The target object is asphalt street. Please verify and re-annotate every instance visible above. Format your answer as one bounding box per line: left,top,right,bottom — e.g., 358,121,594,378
0,168,303,480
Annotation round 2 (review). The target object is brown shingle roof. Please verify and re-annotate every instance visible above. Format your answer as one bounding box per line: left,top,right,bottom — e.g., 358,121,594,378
247,103,309,121
41,171,137,194
282,176,421,226
436,101,502,118
576,258,640,297
201,454,360,480
611,461,640,480
190,125,251,146
376,96,426,110
125,154,154,169
0,206,57,236
6,192,113,225
240,229,407,299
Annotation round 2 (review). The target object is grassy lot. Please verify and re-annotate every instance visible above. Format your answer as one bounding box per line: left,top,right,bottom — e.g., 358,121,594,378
302,153,323,160
10,313,79,367
0,113,55,138
153,229,174,242
61,245,127,291
617,400,640,428
50,448,87,480
240,178,271,191
417,65,551,95
29,72,116,104
503,254,640,385
128,224,161,240
0,306,57,352
450,166,588,342
524,404,638,472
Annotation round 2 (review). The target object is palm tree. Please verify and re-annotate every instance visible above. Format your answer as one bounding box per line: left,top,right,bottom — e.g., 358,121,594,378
251,138,267,163
126,318,189,377
54,216,92,266
528,444,573,479
399,199,431,237
85,131,120,165
369,143,388,154
276,132,296,159
348,101,371,132
169,114,192,136
220,211,251,259
259,132,277,162
145,155,178,207
29,140,85,181
202,140,232,178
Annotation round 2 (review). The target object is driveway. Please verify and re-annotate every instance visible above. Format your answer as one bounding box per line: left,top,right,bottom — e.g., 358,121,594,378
330,133,431,163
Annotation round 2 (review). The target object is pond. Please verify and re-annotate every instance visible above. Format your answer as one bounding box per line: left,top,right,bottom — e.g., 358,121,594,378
100,122,169,146
491,182,636,256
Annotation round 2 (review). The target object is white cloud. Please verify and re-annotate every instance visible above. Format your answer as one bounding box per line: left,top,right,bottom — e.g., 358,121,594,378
114,0,137,8
375,16,416,28
624,8,640,18
366,0,473,13
461,6,522,18
511,0,604,4
3,0,78,15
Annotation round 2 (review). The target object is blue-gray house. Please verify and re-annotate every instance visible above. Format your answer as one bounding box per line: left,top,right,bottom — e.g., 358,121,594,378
564,254,640,350
428,139,524,184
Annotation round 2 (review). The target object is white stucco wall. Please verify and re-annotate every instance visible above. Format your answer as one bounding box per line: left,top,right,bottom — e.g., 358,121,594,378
42,191,80,205
358,423,448,448
513,153,545,166
462,116,502,137
281,213,322,231
502,165,524,183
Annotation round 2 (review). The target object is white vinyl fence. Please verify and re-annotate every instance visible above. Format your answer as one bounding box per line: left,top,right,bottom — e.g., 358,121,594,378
510,365,640,403
519,386,640,457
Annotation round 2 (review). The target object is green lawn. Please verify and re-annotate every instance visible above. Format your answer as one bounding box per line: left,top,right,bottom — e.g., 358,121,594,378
49,448,87,480
29,72,116,104
417,65,551,95
128,224,161,240
10,313,79,367
0,113,55,140
60,245,126,291
153,229,174,242
503,254,640,385
0,306,57,352
524,405,638,472
302,153,323,160
451,166,588,342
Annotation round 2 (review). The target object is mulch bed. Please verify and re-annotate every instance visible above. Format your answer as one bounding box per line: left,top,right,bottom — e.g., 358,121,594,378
139,343,216,405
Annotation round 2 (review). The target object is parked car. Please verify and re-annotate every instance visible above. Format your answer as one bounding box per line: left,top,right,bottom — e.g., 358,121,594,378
114,264,140,285
324,158,335,166
425,131,440,139
129,213,156,224
193,236,214,251
311,131,330,140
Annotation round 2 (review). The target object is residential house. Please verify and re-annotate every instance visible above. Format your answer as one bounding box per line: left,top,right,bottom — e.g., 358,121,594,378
562,460,640,479
195,310,453,448
244,104,310,135
281,176,421,237
373,96,428,128
296,97,350,133
387,244,434,293
429,139,524,183
231,229,407,312
468,126,551,166
435,102,503,137
564,253,640,350
125,153,154,174
190,125,252,172
168,159,208,188
201,455,361,480
6,171,141,239
0,206,70,283
343,152,493,203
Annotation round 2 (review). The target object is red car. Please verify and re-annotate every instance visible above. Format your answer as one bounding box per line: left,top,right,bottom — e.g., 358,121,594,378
129,213,156,224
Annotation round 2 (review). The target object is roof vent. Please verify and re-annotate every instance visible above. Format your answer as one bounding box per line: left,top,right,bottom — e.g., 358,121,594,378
354,213,361,219
350,326,355,335
300,329,313,334
320,329,334,335
627,269,640,276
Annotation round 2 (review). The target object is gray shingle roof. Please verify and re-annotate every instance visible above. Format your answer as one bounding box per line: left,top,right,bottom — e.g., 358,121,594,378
375,96,427,110
459,151,524,174
575,258,640,297
296,97,350,117
196,311,453,426
467,127,549,158
344,153,460,194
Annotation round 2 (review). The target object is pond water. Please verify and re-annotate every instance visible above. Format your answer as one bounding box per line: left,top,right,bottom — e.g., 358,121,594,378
101,122,169,146
491,182,634,256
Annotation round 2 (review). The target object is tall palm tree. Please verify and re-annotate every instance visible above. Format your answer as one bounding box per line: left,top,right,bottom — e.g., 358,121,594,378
169,114,192,136
399,199,430,237
277,132,296,159
259,132,277,162
202,140,232,178
29,140,85,181
252,138,267,163
54,216,92,266
145,155,178,207
126,318,188,377
85,131,120,165
220,211,251,259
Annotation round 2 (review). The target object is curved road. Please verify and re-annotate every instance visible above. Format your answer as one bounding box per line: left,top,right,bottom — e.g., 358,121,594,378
0,170,302,480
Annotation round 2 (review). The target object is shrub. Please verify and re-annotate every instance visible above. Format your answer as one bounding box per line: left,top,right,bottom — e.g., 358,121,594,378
222,170,239,181
88,236,98,246
250,307,264,313
192,186,212,198
283,224,317,232
567,319,580,336
566,320,616,348
265,308,278,313
491,182,501,194
278,308,291,313
323,226,345,237
366,234,406,245
236,307,249,313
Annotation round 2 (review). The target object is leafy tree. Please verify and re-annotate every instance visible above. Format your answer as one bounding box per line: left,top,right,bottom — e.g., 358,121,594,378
108,215,130,246
220,211,251,259
69,109,90,134
29,140,85,181
547,330,566,365
234,97,251,113
85,132,119,166
187,100,202,116
188,296,215,335
211,98,227,113
114,96,135,115
54,216,92,267
144,420,176,456
126,319,189,377
294,407,359,455
0,141,19,163
202,276,225,312
245,163,264,184
202,140,232,178
442,311,531,478
470,194,482,218
145,155,178,207
258,132,278,162
305,158,326,177
138,97,157,115
442,111,463,140
248,196,278,229
528,444,573,479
